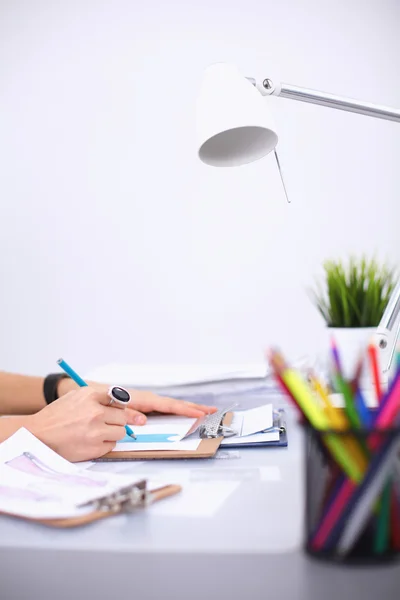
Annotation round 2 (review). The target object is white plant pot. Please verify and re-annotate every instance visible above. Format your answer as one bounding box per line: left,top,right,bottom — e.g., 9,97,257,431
327,327,377,389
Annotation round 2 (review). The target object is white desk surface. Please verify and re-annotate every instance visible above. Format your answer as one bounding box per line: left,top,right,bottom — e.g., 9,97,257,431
0,387,398,600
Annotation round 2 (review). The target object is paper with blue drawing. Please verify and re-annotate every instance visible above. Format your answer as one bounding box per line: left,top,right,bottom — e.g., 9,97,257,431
112,414,203,452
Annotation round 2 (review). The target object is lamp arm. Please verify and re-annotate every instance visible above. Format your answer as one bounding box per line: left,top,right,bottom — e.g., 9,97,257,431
373,282,400,378
243,75,400,377
247,77,400,123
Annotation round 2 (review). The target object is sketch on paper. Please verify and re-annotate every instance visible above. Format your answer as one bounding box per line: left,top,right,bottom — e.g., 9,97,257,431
5,452,106,488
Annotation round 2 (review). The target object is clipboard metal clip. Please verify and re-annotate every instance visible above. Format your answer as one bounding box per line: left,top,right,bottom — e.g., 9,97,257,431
199,405,238,439
273,409,287,433
79,479,149,514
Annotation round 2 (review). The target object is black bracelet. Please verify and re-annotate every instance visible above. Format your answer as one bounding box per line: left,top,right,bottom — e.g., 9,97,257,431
43,373,70,405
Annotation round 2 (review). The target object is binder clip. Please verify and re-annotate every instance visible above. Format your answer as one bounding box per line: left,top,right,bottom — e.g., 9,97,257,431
273,409,287,433
199,405,238,439
79,479,149,514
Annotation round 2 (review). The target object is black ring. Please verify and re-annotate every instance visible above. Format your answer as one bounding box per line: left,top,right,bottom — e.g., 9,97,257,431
110,386,130,403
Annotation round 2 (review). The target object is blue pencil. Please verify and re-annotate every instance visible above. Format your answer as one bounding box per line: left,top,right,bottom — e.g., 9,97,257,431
355,389,373,428
57,358,136,439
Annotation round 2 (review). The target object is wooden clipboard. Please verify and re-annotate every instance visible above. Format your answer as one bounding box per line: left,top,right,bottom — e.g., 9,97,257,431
0,481,182,528
98,412,234,461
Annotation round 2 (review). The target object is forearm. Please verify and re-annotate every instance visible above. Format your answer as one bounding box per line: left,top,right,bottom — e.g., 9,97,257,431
0,372,47,415
0,415,35,441
57,376,80,397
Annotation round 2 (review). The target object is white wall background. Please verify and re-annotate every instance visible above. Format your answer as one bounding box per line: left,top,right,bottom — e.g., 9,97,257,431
0,0,399,376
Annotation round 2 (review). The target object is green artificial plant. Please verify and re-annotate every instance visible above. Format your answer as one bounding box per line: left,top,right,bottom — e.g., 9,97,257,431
311,257,396,328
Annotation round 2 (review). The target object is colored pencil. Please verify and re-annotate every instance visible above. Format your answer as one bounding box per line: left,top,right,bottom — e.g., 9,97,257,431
368,341,391,556
267,351,305,421
374,480,391,554
308,372,348,428
350,352,365,396
355,389,373,428
350,351,373,428
368,343,383,404
330,338,361,429
390,487,400,550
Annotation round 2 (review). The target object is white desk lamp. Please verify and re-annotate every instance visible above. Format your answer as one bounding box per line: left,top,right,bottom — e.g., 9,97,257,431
196,63,400,384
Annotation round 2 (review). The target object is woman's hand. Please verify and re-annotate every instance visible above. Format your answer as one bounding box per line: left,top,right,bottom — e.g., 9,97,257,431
125,390,218,425
58,378,217,426
28,388,127,462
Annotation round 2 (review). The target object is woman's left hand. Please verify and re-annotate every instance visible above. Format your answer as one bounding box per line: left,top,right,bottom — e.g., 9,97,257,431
58,378,217,426
125,390,217,425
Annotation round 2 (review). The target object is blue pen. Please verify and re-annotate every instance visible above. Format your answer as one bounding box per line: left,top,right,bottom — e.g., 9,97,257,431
57,358,136,439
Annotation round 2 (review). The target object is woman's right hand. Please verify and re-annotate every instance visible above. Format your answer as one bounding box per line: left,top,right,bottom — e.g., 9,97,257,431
27,387,127,462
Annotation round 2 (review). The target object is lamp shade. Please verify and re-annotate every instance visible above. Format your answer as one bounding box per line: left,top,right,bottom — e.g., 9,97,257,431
196,63,278,167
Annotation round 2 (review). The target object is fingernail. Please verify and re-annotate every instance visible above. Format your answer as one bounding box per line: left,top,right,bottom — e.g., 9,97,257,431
133,415,146,425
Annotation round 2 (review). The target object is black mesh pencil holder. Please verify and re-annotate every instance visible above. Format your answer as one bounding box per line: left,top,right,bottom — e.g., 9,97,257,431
303,423,400,564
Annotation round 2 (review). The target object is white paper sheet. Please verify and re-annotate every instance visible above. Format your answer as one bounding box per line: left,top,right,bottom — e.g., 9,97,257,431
88,461,145,473
221,430,280,446
230,404,274,437
112,439,201,452
147,480,240,517
75,461,95,470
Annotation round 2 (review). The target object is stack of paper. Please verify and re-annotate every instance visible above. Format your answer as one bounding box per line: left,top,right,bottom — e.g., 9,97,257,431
84,363,269,388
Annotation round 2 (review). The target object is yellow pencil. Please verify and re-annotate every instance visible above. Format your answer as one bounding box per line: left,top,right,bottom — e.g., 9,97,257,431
309,374,348,428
